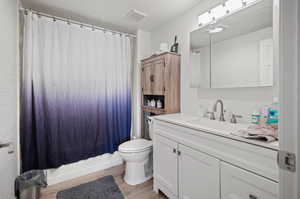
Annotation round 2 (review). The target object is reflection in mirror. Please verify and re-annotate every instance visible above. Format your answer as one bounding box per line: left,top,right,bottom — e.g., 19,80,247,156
189,0,274,89
190,28,211,88
211,0,273,88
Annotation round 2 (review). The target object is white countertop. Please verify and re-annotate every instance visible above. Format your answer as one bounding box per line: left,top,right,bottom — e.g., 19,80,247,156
154,113,279,151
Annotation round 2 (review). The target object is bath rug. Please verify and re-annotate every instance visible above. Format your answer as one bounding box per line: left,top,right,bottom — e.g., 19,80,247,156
56,175,124,199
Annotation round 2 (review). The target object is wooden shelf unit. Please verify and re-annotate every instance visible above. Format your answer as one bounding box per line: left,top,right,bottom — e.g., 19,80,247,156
141,52,181,137
141,106,165,115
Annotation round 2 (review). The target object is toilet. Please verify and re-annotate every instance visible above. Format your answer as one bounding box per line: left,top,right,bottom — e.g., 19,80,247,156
118,118,153,185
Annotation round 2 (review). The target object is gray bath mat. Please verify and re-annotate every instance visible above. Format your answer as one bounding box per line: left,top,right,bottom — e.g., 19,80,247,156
56,175,124,199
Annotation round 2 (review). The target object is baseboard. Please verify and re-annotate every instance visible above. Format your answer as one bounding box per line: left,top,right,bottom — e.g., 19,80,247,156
46,152,123,185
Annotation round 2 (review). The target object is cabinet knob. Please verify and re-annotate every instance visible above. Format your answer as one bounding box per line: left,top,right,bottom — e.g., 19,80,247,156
173,148,177,153
249,194,258,199
177,151,181,156
150,75,154,82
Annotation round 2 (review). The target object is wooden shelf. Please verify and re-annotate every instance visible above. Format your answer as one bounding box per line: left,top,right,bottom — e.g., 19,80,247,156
141,52,180,62
141,52,180,137
142,106,165,114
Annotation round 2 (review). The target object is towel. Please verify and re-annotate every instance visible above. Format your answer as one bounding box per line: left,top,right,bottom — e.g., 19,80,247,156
232,124,278,143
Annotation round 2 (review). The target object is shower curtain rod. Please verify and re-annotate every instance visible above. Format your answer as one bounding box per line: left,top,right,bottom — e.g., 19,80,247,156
19,7,137,38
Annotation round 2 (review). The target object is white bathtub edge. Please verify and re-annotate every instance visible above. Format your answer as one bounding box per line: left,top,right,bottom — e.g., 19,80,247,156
46,152,123,186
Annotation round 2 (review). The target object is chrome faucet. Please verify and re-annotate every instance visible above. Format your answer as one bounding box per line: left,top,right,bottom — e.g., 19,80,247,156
213,99,225,122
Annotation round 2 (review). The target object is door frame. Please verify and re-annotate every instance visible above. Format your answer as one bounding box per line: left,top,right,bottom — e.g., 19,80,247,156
278,0,299,198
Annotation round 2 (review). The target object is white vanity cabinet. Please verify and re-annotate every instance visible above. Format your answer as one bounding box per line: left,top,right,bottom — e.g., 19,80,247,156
153,117,279,199
154,134,220,199
179,144,220,199
154,135,178,198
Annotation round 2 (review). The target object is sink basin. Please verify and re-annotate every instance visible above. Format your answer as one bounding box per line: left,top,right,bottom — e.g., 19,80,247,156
155,113,249,136
183,118,249,135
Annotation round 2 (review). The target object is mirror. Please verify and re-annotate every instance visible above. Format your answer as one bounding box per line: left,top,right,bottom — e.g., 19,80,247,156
190,0,274,88
190,28,211,88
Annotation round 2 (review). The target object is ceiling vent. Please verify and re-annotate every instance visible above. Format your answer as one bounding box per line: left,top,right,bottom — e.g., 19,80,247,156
125,9,148,23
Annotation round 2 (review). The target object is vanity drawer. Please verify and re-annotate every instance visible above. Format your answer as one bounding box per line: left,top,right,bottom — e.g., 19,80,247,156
221,162,278,199
154,120,278,182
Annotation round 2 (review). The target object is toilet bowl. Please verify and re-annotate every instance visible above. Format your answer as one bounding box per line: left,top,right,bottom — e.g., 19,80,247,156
119,117,154,185
119,139,153,185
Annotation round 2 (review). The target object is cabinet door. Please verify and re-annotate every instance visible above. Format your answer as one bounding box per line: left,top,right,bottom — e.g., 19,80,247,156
178,144,220,199
141,63,153,95
221,162,278,199
154,135,178,198
151,59,165,95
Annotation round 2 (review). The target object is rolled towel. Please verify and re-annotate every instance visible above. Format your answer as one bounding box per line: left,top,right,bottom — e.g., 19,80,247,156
232,124,278,143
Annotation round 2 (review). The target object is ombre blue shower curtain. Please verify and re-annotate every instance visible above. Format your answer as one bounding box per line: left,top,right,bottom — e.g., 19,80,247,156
21,12,133,172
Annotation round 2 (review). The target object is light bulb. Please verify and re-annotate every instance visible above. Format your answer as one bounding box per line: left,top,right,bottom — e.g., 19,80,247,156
242,0,258,5
225,0,243,13
198,12,213,26
210,4,227,20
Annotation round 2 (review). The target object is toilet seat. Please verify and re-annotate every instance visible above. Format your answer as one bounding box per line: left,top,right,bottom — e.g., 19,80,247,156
119,139,152,153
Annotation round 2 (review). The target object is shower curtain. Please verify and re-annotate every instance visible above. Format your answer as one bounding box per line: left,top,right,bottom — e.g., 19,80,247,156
21,12,133,172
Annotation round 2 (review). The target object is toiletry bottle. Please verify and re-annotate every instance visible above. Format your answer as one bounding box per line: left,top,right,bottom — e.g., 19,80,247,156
170,36,179,53
251,109,261,124
156,100,162,109
151,99,156,107
267,98,279,128
260,105,269,124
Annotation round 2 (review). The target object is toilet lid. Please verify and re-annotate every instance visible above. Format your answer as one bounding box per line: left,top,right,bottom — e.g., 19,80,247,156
119,139,152,152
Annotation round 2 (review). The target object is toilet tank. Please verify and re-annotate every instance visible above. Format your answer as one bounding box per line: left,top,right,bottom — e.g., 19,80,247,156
143,112,154,140
147,116,153,140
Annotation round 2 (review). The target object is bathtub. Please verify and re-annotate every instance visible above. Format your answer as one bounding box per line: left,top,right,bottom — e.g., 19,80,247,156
46,152,123,185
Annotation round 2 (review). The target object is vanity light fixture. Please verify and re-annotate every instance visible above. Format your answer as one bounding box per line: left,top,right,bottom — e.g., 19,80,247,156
198,0,261,27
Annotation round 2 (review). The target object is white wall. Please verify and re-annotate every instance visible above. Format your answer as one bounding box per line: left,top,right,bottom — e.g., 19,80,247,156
150,0,276,122
132,30,151,137
0,0,19,198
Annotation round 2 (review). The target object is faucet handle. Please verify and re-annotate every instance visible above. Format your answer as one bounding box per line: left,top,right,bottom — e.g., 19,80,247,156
207,111,216,120
230,113,243,124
